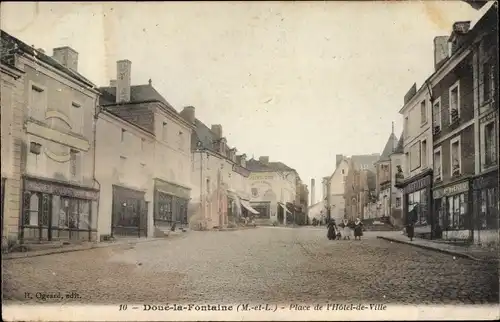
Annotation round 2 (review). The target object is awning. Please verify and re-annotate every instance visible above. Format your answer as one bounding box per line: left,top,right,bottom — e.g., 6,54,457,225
240,200,259,215
279,202,292,214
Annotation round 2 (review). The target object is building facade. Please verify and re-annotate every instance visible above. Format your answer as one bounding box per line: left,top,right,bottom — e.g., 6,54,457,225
343,154,379,221
397,79,436,236
95,109,155,239
247,157,299,225
1,31,102,243
323,154,350,223
431,22,476,242
471,4,498,246
99,60,194,237
1,41,25,243
182,109,253,230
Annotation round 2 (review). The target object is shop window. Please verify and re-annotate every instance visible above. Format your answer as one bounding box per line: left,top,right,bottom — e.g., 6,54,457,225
484,122,497,167
407,189,429,226
479,187,499,230
445,193,468,230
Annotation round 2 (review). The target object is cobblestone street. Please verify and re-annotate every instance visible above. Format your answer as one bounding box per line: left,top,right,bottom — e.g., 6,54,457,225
3,227,498,305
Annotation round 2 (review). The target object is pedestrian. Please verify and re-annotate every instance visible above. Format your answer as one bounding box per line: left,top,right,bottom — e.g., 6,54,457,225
406,206,417,241
340,218,352,240
353,218,363,240
327,219,337,240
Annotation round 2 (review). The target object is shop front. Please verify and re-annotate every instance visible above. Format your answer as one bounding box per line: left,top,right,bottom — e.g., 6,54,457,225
432,178,473,242
472,169,498,245
154,179,190,229
111,185,148,238
400,170,433,238
20,176,99,243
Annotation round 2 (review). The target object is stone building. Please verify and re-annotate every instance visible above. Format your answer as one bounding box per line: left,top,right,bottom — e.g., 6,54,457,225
98,61,194,237
1,31,101,243
322,154,350,223
343,154,380,221
180,107,254,230
246,157,300,225
1,35,24,243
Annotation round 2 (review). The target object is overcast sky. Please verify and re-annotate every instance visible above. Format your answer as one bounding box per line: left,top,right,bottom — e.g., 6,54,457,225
2,1,479,204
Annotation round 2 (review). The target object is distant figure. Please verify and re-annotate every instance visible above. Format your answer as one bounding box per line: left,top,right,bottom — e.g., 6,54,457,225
340,218,352,240
327,219,337,240
353,218,363,240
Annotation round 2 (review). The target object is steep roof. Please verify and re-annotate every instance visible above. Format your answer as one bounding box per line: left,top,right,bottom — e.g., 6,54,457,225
379,132,399,161
246,158,295,173
191,118,217,152
350,154,380,171
1,30,96,88
392,132,404,155
99,85,174,109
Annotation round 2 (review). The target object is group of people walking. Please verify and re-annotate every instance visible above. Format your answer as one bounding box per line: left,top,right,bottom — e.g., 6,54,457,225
327,218,364,241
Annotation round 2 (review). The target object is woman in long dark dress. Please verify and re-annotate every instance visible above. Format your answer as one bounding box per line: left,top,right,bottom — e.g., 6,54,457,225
353,218,363,240
327,219,337,240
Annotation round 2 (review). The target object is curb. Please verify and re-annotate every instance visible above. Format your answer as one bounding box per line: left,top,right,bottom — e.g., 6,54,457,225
377,236,497,263
2,238,169,261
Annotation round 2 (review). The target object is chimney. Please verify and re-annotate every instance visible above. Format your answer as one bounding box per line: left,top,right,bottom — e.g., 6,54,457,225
37,48,45,54
448,21,471,57
52,46,78,72
116,60,132,103
336,154,343,167
433,36,449,70
180,106,196,124
211,124,222,139
259,156,269,164
311,178,316,205
109,79,117,87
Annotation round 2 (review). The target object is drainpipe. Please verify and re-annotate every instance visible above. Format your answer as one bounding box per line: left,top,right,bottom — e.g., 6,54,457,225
474,40,481,244
199,149,203,230
92,98,102,241
425,80,435,240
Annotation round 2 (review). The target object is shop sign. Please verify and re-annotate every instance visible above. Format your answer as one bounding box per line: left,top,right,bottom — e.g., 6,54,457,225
155,179,191,200
404,175,431,195
25,179,99,200
433,181,469,199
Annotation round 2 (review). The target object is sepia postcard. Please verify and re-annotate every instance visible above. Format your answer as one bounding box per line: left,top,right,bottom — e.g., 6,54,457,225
1,1,499,321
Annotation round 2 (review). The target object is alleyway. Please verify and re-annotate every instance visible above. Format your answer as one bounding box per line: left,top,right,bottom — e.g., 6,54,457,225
3,228,498,305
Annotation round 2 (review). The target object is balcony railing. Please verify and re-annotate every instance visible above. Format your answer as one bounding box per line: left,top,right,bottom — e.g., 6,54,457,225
433,124,441,135
450,108,460,124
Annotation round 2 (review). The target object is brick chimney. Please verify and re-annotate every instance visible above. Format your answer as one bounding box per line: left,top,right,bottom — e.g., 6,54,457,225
109,79,117,87
259,156,269,164
180,106,196,124
116,60,132,103
52,46,78,72
433,36,449,70
211,124,222,139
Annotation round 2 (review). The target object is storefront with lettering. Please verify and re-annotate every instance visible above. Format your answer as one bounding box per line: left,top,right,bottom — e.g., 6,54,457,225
432,178,473,241
20,176,99,243
400,170,433,237
154,179,191,229
472,169,498,244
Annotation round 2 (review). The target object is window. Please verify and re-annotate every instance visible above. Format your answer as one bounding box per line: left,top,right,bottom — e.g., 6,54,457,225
395,197,401,208
70,150,80,179
206,178,211,195
141,138,145,151
479,187,499,230
178,131,184,150
162,122,167,141
433,147,442,181
119,156,126,176
484,121,497,166
450,137,461,177
121,129,126,142
482,61,494,103
409,141,421,171
420,100,427,124
341,169,345,175
407,189,429,226
405,152,409,175
432,97,441,133
30,84,46,120
449,81,460,124
421,140,427,168
445,193,468,230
